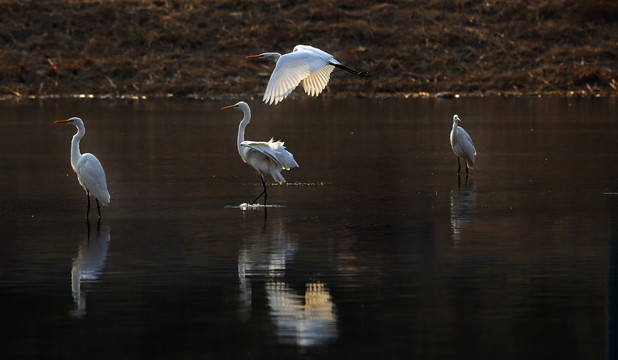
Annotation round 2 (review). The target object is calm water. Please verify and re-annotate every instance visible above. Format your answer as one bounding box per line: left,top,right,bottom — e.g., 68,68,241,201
0,97,616,359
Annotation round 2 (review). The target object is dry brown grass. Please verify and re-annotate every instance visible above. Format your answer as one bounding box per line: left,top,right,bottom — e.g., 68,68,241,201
0,0,616,98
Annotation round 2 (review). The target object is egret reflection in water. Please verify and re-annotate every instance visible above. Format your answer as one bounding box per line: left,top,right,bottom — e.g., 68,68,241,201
266,280,337,347
0,98,612,358
237,215,338,346
71,220,110,317
450,179,476,246
237,215,297,315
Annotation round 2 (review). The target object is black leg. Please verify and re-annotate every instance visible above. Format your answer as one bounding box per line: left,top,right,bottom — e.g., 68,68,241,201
457,158,461,175
465,163,469,176
251,176,267,205
331,63,371,77
262,176,267,206
96,199,101,218
250,190,264,205
86,191,91,218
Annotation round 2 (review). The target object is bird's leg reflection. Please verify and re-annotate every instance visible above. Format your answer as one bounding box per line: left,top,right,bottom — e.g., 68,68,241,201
86,218,91,242
84,218,101,245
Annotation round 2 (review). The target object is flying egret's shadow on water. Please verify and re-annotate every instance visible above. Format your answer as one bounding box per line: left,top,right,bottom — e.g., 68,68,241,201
71,219,110,317
237,214,338,346
450,178,476,246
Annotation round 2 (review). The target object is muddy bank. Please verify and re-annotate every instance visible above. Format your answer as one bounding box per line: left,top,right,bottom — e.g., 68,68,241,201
0,0,616,99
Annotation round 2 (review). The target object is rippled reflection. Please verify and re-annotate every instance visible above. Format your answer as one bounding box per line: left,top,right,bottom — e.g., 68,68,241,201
71,220,110,317
266,280,337,346
450,179,476,246
237,217,297,316
238,215,338,346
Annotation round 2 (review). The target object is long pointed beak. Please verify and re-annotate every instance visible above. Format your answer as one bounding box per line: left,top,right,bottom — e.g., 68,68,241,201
245,55,260,59
54,120,69,123
220,105,236,110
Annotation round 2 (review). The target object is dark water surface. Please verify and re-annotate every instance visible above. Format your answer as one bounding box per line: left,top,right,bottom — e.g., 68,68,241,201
0,97,616,359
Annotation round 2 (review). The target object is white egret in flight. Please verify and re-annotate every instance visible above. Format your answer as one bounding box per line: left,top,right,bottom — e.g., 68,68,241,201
54,117,110,218
450,115,476,176
221,101,299,205
247,45,371,105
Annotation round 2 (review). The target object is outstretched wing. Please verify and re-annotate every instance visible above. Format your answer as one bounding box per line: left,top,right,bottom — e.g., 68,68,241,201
76,153,110,205
263,49,332,105
302,65,335,97
241,140,299,170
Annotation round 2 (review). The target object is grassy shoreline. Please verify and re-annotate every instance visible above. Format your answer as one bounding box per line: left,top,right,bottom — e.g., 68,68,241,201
1,0,616,100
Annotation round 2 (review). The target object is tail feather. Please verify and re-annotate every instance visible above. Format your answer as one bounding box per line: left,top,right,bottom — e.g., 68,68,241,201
271,169,286,184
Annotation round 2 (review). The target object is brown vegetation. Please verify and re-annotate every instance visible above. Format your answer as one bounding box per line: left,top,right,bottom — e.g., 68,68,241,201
0,0,616,99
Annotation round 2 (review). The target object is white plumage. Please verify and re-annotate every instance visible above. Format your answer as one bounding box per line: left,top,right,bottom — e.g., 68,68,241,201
221,101,299,204
55,117,110,217
449,114,476,176
247,45,370,105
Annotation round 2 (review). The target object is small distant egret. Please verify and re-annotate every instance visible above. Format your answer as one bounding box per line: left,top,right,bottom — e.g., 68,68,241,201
221,101,299,205
54,117,110,218
247,45,371,105
450,114,476,176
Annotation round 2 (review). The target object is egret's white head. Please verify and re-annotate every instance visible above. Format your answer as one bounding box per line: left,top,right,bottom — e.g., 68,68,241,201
221,101,249,112
54,117,83,126
246,52,281,61
453,115,461,122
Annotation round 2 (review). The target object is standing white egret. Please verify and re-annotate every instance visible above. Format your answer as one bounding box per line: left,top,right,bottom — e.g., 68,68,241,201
221,101,299,205
54,117,110,218
247,45,370,105
450,114,476,176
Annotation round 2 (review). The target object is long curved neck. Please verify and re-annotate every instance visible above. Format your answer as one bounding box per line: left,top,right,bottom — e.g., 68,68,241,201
70,124,85,170
237,106,251,155
452,120,459,133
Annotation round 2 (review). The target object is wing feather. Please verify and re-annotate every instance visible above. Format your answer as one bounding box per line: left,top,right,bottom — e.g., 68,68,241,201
76,153,110,205
455,127,476,167
302,65,334,96
241,140,299,170
263,49,332,105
